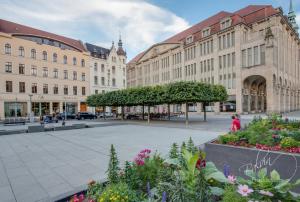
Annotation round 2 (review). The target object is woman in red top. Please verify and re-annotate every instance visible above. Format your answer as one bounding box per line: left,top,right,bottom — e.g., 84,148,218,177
231,115,241,132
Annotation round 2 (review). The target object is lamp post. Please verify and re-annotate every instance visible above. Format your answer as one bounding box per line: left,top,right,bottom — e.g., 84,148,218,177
65,101,67,120
28,94,33,122
14,97,17,119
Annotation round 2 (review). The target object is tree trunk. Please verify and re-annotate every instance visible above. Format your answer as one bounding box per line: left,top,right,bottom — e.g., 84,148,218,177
142,105,145,120
168,103,171,120
148,106,150,124
203,102,207,122
103,106,106,120
185,103,189,126
121,106,124,120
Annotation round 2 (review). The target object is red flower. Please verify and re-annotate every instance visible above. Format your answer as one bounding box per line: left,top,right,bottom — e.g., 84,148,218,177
196,158,206,169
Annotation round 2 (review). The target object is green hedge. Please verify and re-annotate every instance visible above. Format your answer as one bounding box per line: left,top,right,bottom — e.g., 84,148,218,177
87,81,228,108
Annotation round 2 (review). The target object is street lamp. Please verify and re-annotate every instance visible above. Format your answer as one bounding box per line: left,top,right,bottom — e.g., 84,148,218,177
14,97,17,119
28,94,33,123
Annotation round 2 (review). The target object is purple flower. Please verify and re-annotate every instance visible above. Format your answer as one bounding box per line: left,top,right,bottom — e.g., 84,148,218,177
259,190,274,197
223,164,230,177
237,185,253,197
147,182,153,198
227,175,236,184
162,191,167,202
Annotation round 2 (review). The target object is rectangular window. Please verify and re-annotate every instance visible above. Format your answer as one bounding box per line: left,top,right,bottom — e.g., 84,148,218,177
73,86,77,95
6,81,12,92
5,62,12,73
232,53,235,67
19,82,25,93
54,69,58,78
94,76,98,85
211,40,213,52
64,70,68,79
223,55,226,68
19,64,25,74
43,67,48,77
231,32,235,46
260,45,265,65
254,46,259,65
64,85,68,95
53,85,58,94
227,33,231,48
222,35,226,49
101,64,105,72
31,66,37,76
94,63,98,71
242,50,247,67
82,87,86,96
227,54,231,67
219,56,222,69
211,58,214,71
43,84,48,94
73,71,77,80
82,73,86,81
101,77,105,85
247,48,252,66
32,83,37,94
218,36,222,50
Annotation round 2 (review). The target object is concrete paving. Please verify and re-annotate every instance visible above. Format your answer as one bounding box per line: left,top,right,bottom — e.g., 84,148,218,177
0,124,222,202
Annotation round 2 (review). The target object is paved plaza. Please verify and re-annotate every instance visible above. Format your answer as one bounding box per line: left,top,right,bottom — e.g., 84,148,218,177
0,120,225,202
0,112,297,202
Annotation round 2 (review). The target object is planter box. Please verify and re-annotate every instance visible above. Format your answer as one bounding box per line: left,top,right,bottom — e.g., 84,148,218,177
205,142,300,192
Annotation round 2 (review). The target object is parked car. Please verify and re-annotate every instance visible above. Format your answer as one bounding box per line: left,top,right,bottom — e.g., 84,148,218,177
57,112,76,120
98,112,114,118
43,115,58,123
126,114,140,120
76,112,97,120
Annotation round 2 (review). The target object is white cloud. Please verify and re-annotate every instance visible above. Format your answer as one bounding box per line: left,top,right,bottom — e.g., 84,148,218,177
0,0,189,60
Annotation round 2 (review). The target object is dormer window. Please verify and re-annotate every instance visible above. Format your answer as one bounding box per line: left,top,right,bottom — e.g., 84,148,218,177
186,35,193,44
202,28,211,38
220,18,232,30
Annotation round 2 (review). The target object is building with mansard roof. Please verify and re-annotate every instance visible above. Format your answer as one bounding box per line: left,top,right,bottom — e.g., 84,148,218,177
85,38,127,113
127,2,300,114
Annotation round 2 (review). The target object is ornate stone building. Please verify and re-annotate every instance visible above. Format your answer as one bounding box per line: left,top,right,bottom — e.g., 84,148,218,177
85,37,127,113
127,3,300,114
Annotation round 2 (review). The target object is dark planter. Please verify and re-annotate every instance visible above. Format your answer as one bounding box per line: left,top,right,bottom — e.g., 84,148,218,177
205,142,300,192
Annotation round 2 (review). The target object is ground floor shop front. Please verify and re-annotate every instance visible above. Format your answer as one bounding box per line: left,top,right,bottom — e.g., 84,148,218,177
0,100,87,119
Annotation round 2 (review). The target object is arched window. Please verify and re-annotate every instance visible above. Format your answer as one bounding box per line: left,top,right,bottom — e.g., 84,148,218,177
53,53,57,62
73,57,77,65
81,59,85,67
63,55,67,64
5,43,11,54
42,51,47,61
19,46,25,57
31,49,36,59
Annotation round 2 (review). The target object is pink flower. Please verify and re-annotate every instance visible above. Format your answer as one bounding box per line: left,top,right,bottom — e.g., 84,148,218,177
259,190,274,197
228,175,236,184
237,185,253,197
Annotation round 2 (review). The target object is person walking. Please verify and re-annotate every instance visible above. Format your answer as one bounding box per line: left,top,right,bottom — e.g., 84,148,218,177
231,115,241,132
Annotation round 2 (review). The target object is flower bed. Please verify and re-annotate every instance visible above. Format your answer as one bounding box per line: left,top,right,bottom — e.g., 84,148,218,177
217,114,300,153
68,138,300,202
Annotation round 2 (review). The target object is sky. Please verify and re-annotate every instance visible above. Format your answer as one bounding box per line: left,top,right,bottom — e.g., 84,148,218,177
1,0,299,61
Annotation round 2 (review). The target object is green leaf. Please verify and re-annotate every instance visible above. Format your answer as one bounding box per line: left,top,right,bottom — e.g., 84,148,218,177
164,158,180,166
209,186,224,196
206,171,228,183
270,170,280,181
274,179,290,190
245,169,256,179
293,179,300,186
258,168,267,179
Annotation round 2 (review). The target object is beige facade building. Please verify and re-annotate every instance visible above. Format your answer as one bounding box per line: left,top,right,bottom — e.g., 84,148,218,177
0,19,90,119
85,39,127,113
127,4,300,114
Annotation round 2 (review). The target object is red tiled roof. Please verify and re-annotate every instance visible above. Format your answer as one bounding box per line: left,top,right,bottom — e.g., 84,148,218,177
128,51,145,64
129,5,280,64
0,19,86,52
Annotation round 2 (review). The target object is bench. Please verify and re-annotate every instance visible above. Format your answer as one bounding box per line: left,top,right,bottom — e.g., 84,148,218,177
4,118,26,125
